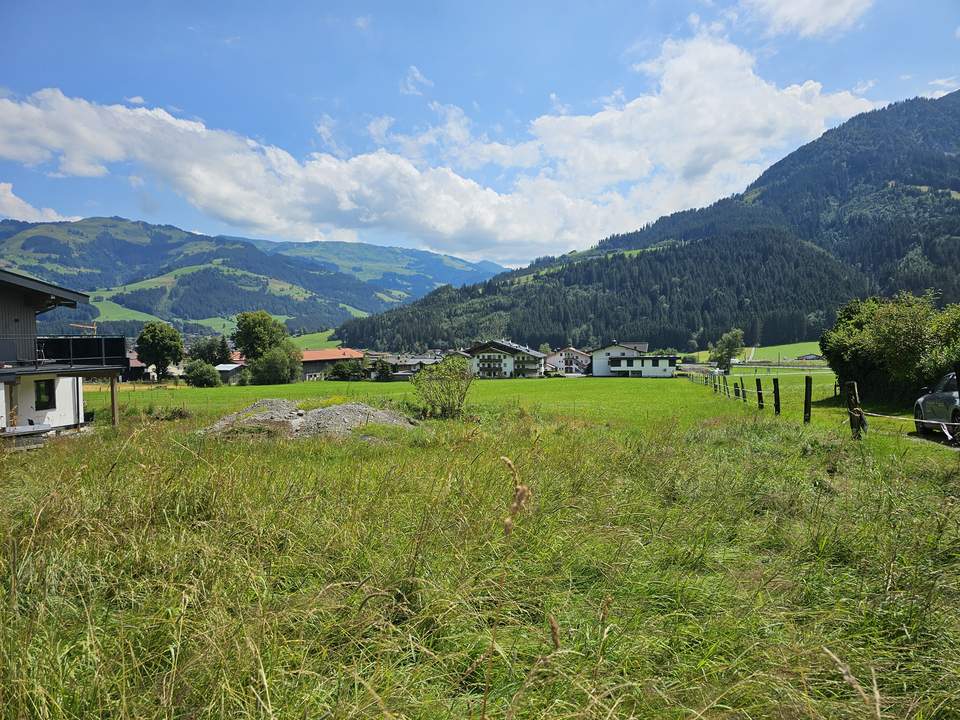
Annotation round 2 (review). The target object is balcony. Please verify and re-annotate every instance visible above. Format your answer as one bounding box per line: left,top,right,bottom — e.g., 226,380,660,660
0,335,128,370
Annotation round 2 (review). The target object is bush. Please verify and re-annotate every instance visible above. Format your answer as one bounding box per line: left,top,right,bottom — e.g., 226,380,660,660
249,341,303,385
821,292,960,401
328,360,366,381
237,367,252,386
183,360,222,388
410,357,473,418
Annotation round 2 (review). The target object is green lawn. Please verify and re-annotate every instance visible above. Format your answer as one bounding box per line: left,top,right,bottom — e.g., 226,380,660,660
693,340,825,363
90,298,165,322
290,329,340,349
3,376,959,717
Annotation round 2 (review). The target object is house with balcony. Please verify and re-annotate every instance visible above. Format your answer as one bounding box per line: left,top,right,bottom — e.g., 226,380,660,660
0,269,127,439
545,346,590,375
301,347,365,380
467,340,545,378
590,341,679,378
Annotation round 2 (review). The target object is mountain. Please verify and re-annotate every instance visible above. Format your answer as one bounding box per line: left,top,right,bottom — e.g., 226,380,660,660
0,217,505,337
335,91,960,352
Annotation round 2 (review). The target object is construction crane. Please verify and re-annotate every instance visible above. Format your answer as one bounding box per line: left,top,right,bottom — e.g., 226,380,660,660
68,322,97,335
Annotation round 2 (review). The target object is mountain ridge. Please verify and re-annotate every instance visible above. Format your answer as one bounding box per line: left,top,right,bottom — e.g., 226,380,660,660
335,90,960,352
0,217,506,336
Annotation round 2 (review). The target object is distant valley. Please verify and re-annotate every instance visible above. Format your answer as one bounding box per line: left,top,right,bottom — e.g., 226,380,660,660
0,217,505,337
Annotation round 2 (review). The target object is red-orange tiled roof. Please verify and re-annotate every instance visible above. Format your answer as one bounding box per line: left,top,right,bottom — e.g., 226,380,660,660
301,348,364,362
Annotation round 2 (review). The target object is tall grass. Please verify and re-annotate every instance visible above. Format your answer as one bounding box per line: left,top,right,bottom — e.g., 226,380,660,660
2,380,959,717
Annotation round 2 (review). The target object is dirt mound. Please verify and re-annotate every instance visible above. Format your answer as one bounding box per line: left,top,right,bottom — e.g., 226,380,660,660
204,399,415,439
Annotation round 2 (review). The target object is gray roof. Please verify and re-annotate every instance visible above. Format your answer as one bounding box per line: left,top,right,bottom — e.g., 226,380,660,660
214,363,243,371
468,339,546,358
0,268,89,310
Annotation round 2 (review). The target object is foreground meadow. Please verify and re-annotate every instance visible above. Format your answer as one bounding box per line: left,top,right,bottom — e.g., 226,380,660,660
2,377,960,718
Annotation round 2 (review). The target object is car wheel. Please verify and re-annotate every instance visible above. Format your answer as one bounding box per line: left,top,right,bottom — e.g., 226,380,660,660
915,405,932,435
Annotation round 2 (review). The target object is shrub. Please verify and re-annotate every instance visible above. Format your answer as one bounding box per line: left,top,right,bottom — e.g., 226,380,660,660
410,356,473,418
183,360,222,388
237,367,252,386
249,341,302,385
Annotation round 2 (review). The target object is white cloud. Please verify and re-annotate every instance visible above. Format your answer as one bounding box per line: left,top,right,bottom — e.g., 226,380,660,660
853,79,876,95
549,93,570,115
314,114,349,158
0,182,78,222
926,77,959,99
367,115,395,145
0,36,876,264
743,0,873,37
354,15,371,30
128,174,144,187
125,95,146,105
399,65,433,96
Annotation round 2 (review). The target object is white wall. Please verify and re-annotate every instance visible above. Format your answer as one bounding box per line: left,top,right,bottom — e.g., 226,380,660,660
471,351,514,377
0,383,7,429
11,375,83,429
591,347,677,377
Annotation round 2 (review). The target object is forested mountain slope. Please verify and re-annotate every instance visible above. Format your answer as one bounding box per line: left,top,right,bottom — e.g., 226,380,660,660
337,91,960,351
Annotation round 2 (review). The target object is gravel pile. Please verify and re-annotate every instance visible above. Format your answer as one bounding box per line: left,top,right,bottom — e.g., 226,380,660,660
204,399,414,439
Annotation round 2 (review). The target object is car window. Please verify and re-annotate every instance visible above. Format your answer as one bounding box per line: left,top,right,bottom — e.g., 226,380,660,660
947,373,958,393
935,374,951,393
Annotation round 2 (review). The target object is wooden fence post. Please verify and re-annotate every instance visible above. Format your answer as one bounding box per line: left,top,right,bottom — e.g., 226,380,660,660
756,378,764,410
772,378,781,416
723,375,730,398
803,376,812,424
846,381,863,439
742,379,748,404
734,382,741,399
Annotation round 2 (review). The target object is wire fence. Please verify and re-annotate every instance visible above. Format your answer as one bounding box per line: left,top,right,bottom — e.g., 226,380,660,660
683,367,960,444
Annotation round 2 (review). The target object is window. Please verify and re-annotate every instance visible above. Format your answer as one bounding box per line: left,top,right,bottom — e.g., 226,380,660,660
947,373,958,393
669,358,677,367
35,379,55,410
652,358,660,367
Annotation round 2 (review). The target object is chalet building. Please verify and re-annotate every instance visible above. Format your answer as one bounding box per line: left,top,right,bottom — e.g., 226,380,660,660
301,348,364,380
467,340,545,378
590,341,679,378
0,269,127,439
545,346,590,375
367,353,443,381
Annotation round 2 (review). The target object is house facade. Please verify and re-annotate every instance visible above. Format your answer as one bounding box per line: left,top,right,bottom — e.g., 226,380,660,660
467,340,545,378
301,348,364,380
0,269,127,437
545,346,590,375
590,342,679,378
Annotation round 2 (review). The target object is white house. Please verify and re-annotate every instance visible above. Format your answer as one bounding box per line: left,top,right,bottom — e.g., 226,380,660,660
590,341,679,378
467,340,546,378
545,346,590,375
0,269,127,440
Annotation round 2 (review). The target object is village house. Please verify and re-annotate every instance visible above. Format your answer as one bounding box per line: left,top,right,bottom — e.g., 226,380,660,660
545,346,590,375
301,347,364,380
367,353,443,381
467,340,546,378
590,341,679,378
0,269,128,439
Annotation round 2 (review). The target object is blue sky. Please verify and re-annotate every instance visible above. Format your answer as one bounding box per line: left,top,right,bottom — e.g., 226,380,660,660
0,0,957,264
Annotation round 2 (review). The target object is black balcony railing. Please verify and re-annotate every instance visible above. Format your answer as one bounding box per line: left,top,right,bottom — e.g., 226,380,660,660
0,335,129,367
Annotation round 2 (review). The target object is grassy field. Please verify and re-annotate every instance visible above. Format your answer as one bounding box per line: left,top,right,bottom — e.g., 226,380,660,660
693,341,824,364
291,329,341,349
3,375,960,717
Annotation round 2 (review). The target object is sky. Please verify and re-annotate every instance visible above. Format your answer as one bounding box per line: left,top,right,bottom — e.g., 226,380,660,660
0,0,957,266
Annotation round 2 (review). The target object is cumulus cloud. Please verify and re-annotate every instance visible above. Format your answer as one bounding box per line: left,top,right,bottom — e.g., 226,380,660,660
549,93,570,115
124,95,146,105
0,35,876,264
0,182,78,222
399,65,433,96
743,0,873,37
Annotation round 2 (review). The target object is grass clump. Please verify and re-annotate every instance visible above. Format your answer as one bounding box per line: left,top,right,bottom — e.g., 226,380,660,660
2,378,960,717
